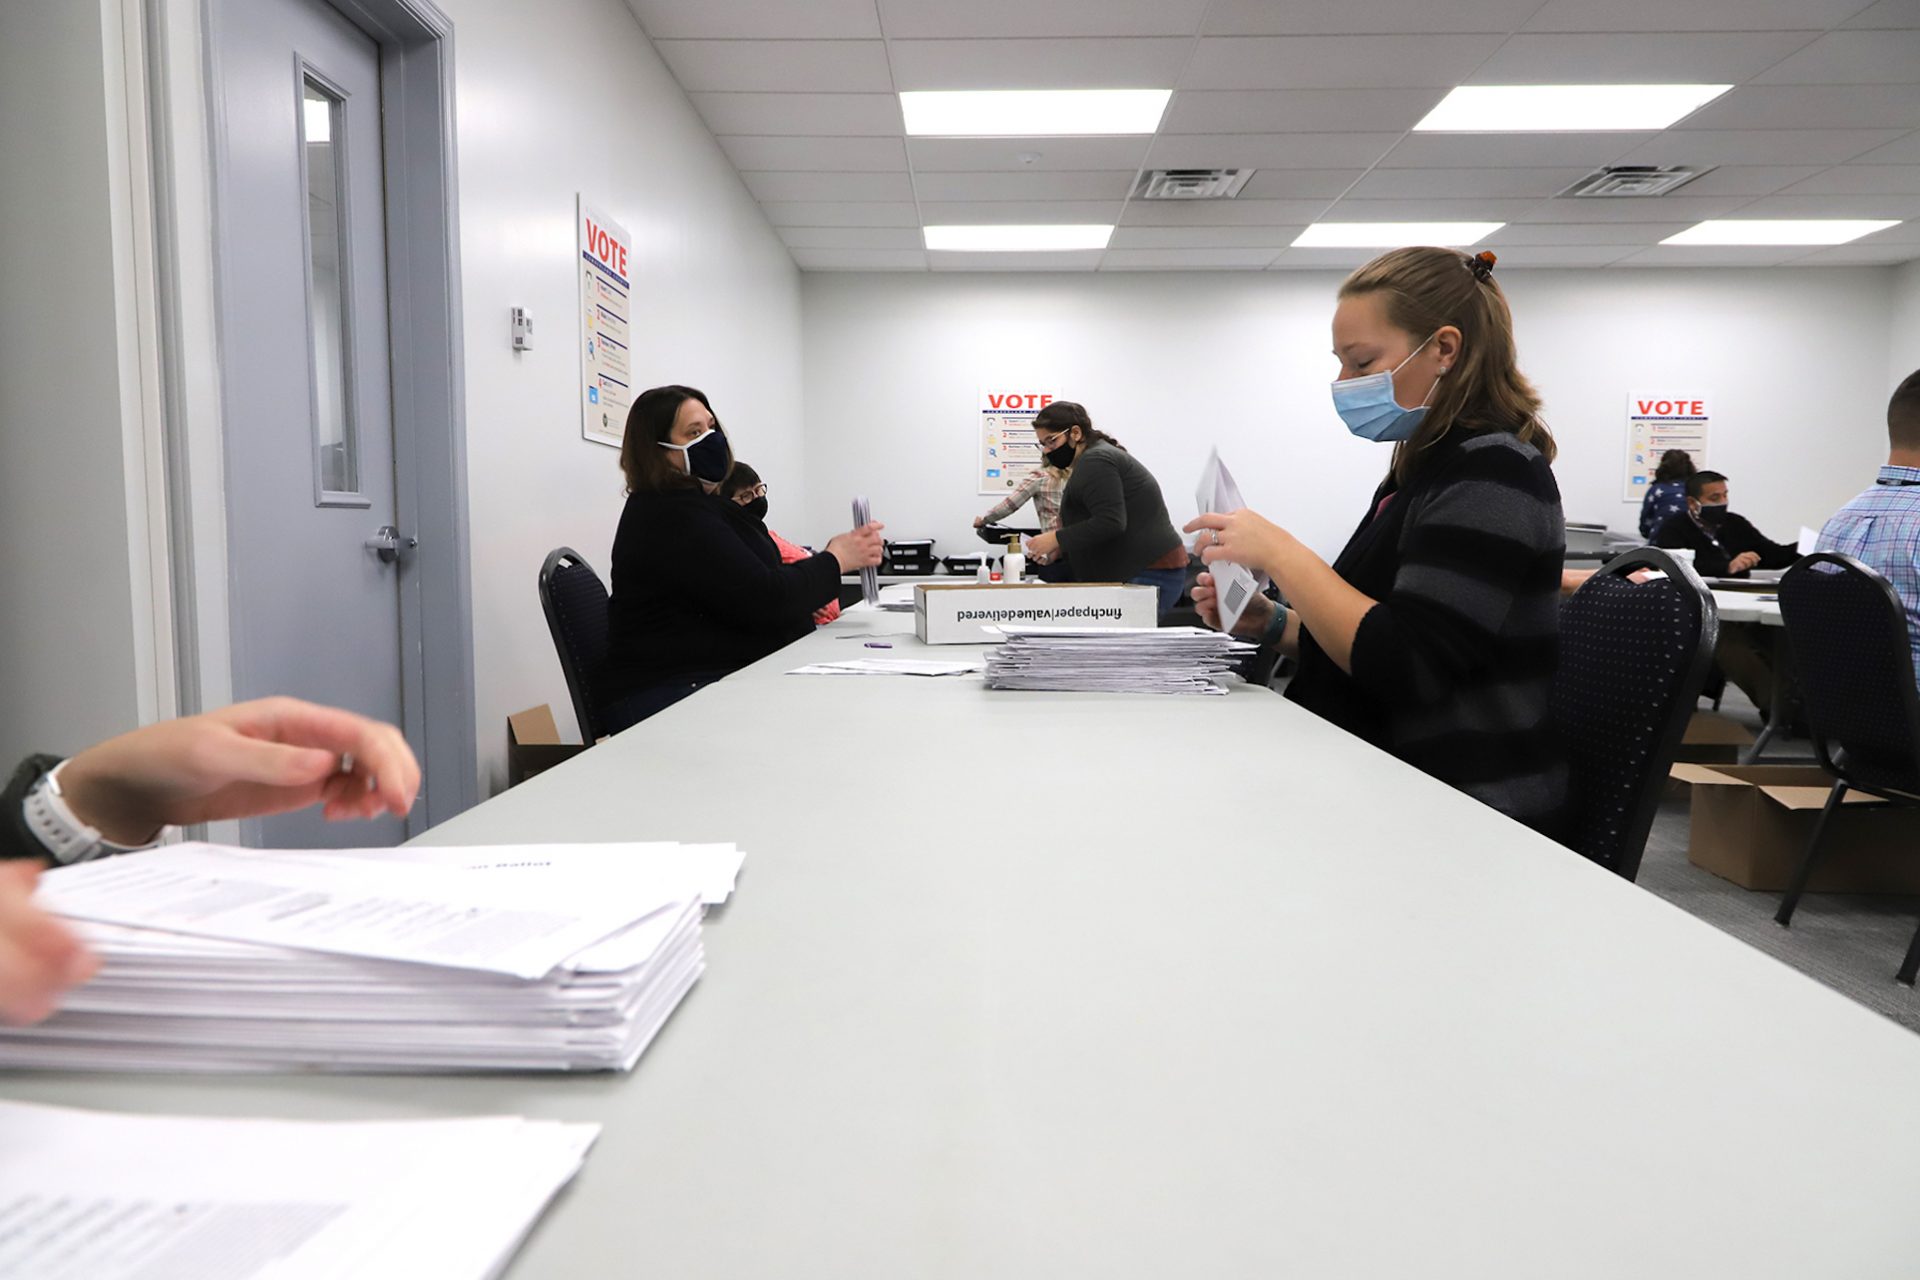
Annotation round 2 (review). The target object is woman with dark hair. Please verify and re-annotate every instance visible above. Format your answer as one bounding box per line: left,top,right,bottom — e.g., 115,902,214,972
1187,248,1567,835
1638,448,1697,541
719,461,840,626
1022,401,1186,613
600,385,882,731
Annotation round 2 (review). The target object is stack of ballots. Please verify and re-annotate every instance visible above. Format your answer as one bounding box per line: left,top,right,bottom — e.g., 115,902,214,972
985,625,1255,695
0,840,742,1073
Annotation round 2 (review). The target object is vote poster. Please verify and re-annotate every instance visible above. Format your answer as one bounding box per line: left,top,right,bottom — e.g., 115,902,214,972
980,388,1054,496
578,197,632,448
1624,392,1710,502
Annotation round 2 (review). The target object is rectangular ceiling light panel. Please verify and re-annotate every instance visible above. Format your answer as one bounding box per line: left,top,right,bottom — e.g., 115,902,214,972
1662,219,1900,245
1415,85,1731,132
1293,222,1505,248
924,224,1115,251
901,90,1171,137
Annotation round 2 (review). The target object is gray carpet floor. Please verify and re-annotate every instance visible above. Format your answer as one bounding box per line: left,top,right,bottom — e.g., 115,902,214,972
1637,689,1920,1035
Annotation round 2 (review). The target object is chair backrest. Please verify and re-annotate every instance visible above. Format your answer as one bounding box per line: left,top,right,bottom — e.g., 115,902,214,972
1778,553,1920,801
538,547,610,744
1551,548,1719,880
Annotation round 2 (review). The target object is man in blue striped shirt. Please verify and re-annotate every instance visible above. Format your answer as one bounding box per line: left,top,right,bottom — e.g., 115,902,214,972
1817,369,1920,682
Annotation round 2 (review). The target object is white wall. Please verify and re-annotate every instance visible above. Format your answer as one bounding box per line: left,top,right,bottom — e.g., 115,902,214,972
443,0,805,788
0,1,145,760
801,268,1898,566
1896,261,1920,395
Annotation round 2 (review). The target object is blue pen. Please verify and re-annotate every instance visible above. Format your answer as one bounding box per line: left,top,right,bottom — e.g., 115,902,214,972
865,641,892,649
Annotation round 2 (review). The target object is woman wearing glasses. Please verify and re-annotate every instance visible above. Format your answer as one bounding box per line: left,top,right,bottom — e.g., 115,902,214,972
1022,401,1187,613
721,462,840,626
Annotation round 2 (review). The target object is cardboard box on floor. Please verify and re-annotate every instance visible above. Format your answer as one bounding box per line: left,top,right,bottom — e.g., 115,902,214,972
507,704,589,787
1673,711,1755,765
913,582,1157,645
1671,762,1920,893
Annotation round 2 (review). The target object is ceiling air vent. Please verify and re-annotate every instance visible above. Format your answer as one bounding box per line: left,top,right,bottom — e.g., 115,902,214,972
1135,169,1253,200
1561,165,1711,198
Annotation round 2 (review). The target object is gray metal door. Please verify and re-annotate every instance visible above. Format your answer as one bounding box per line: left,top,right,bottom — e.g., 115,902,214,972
213,0,411,847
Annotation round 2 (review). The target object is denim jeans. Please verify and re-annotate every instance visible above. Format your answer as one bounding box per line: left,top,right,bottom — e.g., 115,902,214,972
1129,566,1187,617
600,669,728,735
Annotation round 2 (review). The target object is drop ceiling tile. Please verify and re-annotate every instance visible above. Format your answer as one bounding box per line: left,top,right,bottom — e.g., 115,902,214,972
687,93,904,137
1755,30,1920,82
1467,32,1817,83
717,136,909,173
789,248,930,271
929,250,1105,271
1467,245,1642,266
1614,244,1818,266
1120,198,1333,225
1844,0,1920,27
1102,248,1286,269
778,226,926,249
1110,225,1308,248
1514,194,1749,222
1162,89,1448,134
917,200,1126,223
1318,196,1544,221
741,171,918,202
652,40,893,92
1671,166,1828,196
1204,0,1541,34
877,0,1212,37
1344,168,1592,198
1782,165,1920,194
1785,242,1920,263
1144,133,1401,169
886,38,1192,90
1378,134,1642,168
906,137,1152,172
625,0,882,38
1726,192,1920,216
912,170,1139,201
1677,86,1920,132
1182,35,1503,90
1486,222,1687,245
759,202,923,227
1236,169,1369,199
1854,132,1920,163
1268,246,1381,269
1522,0,1870,30
1620,129,1909,167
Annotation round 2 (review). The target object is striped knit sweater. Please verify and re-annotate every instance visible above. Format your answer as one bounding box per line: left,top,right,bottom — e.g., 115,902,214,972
1286,428,1568,835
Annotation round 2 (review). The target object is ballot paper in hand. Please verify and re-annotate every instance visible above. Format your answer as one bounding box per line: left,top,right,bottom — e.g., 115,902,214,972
853,495,880,605
1195,447,1266,634
0,1100,596,1280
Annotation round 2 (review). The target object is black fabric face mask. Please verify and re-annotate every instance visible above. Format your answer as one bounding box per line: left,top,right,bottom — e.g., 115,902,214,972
1044,438,1077,470
1697,503,1729,529
741,496,769,523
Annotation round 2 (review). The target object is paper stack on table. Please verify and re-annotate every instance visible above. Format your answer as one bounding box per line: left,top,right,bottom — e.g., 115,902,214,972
984,625,1255,695
0,1099,597,1280
788,656,984,677
0,840,743,1073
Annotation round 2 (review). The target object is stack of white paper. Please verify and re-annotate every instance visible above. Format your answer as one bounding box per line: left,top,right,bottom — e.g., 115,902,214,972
0,1099,597,1280
985,625,1256,696
0,840,743,1073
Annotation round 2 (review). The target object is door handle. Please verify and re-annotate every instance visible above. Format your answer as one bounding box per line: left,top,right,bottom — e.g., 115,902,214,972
364,524,416,564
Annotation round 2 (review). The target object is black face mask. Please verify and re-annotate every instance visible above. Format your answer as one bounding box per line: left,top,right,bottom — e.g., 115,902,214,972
1044,436,1077,470
740,496,769,523
1697,503,1729,529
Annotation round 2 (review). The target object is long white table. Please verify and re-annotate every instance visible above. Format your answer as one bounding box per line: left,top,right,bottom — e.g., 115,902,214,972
9,605,1920,1276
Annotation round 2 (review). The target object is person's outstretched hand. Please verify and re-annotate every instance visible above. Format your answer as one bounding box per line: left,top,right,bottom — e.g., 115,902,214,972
58,698,421,845
0,862,96,1025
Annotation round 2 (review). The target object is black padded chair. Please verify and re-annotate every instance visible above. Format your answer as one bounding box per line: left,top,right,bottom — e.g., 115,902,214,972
1552,548,1719,880
1770,554,1920,981
538,547,611,744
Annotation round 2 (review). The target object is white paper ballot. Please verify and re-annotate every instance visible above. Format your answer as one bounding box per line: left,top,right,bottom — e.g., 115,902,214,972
0,1101,597,1280
985,625,1256,695
1798,525,1821,555
1195,447,1267,634
788,657,985,677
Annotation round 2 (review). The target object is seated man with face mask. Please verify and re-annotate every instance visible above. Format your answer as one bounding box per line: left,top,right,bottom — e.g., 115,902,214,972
1652,470,1796,579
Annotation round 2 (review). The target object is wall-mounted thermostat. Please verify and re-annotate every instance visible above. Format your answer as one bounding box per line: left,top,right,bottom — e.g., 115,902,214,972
511,307,534,351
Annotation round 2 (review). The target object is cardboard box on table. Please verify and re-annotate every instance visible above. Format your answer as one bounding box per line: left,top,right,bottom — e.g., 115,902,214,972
913,582,1158,645
1670,762,1920,893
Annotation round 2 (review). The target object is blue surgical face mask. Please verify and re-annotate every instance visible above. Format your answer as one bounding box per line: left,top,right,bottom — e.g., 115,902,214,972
658,425,730,483
1331,333,1443,443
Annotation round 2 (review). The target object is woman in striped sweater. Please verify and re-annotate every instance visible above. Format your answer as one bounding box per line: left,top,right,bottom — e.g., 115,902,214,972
1187,247,1568,836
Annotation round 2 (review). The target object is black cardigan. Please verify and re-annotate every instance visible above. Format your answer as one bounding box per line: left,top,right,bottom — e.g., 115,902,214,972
1652,510,1796,579
1054,442,1183,582
1285,429,1569,836
602,487,840,705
